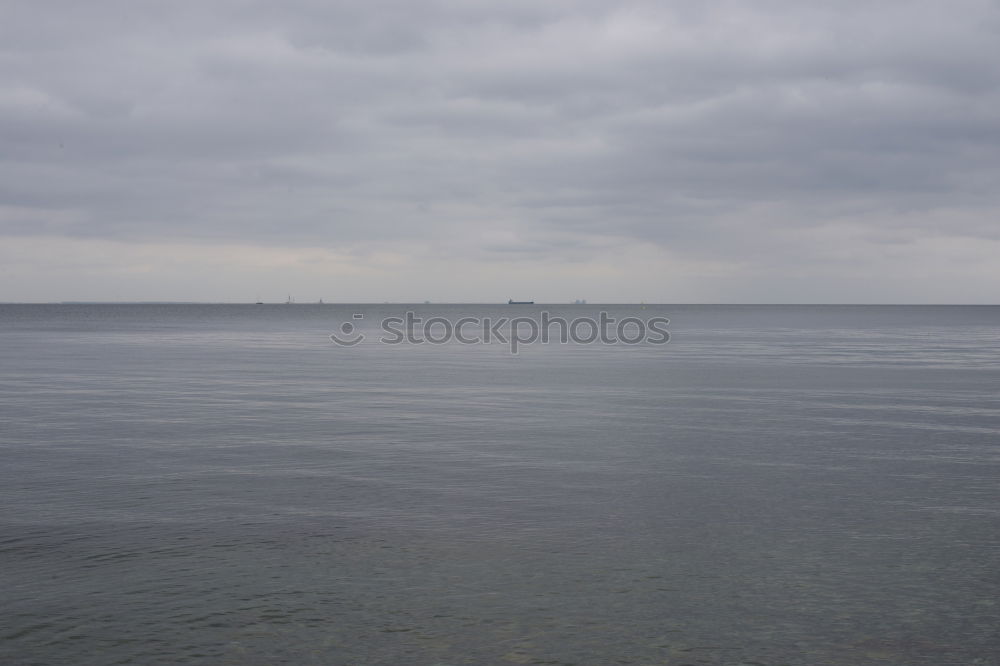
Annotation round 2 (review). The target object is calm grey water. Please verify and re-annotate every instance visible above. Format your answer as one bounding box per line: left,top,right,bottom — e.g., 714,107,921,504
2,304,999,665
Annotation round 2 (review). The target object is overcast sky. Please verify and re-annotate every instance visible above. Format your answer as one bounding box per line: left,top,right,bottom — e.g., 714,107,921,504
2,0,999,302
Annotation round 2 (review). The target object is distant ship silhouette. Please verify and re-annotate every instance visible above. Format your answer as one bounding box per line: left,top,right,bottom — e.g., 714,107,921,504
508,299,534,305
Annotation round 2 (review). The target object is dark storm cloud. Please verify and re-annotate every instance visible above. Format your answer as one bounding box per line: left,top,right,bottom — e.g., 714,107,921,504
2,0,999,288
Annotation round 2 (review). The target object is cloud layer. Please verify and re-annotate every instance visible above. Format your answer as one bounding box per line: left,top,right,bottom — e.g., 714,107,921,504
3,0,999,301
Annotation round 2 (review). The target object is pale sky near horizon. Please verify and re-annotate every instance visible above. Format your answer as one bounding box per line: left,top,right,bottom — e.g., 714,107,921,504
3,1,999,303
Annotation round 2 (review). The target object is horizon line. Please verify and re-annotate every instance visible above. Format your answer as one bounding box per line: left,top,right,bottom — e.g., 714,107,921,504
1,301,999,307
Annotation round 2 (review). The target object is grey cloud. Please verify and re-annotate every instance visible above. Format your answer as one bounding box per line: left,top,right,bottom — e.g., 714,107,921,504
2,0,999,299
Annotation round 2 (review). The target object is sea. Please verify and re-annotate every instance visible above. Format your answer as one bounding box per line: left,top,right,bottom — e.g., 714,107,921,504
1,304,998,665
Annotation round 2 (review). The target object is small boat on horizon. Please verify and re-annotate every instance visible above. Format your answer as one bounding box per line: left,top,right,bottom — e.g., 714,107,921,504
508,299,534,305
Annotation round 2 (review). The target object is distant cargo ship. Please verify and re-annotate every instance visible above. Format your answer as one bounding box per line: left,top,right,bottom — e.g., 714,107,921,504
508,299,534,305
